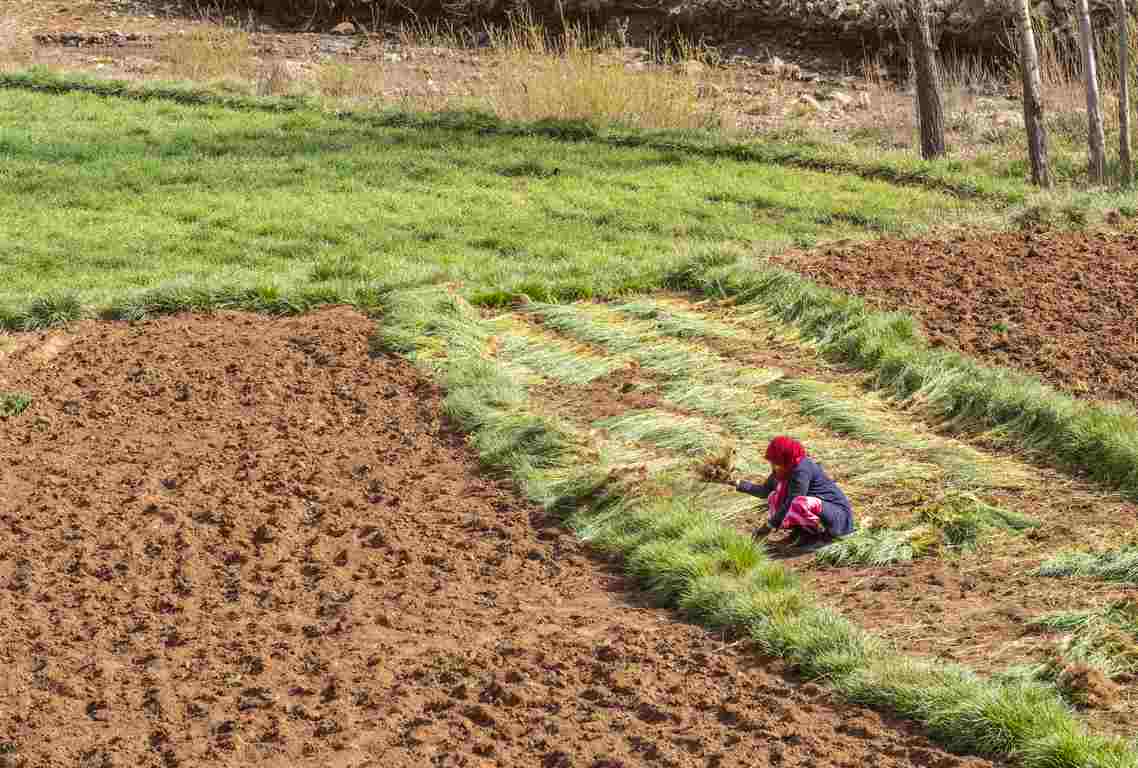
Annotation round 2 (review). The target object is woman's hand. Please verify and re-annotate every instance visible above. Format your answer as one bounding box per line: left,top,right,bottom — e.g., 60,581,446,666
753,522,773,539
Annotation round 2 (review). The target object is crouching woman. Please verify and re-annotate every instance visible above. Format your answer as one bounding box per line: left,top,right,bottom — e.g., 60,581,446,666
731,436,855,550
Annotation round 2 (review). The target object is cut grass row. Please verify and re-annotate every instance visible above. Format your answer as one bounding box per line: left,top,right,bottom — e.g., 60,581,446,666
1040,548,1138,584
667,260,1138,502
499,304,1048,565
377,285,1138,768
519,300,1027,496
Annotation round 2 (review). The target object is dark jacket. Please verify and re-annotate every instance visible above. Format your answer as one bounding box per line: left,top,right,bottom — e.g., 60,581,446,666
735,457,855,536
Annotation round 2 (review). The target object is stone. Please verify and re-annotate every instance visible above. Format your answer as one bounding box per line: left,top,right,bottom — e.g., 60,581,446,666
331,21,357,35
697,82,724,99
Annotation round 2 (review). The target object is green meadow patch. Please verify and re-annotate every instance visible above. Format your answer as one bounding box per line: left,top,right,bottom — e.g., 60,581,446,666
0,392,32,418
0,86,993,320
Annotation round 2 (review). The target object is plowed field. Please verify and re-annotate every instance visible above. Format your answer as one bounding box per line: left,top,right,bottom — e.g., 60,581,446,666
0,307,994,767
772,231,1138,405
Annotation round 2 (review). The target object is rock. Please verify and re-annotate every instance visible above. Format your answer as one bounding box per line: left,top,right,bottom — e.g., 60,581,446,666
331,21,357,35
1057,663,1121,709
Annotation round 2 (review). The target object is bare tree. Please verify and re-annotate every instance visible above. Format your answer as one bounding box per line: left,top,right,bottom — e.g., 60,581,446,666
908,0,946,158
1077,0,1108,183
1015,0,1052,186
1120,0,1133,186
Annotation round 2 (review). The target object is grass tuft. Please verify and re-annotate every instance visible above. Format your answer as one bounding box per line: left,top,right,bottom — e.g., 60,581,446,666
10,293,84,330
0,392,32,418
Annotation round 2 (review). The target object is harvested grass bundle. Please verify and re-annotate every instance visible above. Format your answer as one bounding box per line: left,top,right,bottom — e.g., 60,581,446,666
697,444,736,483
915,491,1039,549
815,525,940,567
815,491,1039,566
1037,547,1138,584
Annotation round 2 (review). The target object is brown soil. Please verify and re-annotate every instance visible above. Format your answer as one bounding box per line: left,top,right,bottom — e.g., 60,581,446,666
0,307,997,767
1056,663,1123,710
771,231,1138,405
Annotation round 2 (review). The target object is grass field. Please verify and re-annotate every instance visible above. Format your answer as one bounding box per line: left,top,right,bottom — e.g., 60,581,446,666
0,78,1004,318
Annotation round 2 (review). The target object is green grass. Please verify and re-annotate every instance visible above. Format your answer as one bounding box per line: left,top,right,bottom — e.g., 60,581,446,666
377,285,1137,768
1038,548,1138,584
0,77,998,321
0,68,1031,204
0,392,32,418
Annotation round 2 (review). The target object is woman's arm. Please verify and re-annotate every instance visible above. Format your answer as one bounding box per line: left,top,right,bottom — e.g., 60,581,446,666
735,474,776,498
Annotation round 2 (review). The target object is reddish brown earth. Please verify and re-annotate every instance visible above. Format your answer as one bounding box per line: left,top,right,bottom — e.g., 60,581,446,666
0,307,997,767
772,231,1138,405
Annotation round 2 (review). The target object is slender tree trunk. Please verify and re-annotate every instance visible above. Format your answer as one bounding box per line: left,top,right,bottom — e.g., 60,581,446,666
1077,0,1107,183
905,38,921,130
1120,0,1133,186
1016,0,1052,186
909,0,946,159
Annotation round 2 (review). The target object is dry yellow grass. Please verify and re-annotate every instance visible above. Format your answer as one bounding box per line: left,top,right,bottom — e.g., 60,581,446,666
481,13,735,130
315,59,386,101
164,28,255,82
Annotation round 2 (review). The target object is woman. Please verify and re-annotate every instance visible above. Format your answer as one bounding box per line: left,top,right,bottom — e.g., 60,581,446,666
718,436,855,550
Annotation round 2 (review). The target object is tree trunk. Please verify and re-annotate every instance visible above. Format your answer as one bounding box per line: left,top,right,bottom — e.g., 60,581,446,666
909,0,946,159
1016,0,1052,186
1120,0,1133,186
1077,0,1107,184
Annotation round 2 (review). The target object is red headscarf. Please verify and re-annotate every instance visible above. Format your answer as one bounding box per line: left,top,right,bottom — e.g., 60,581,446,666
765,436,806,477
